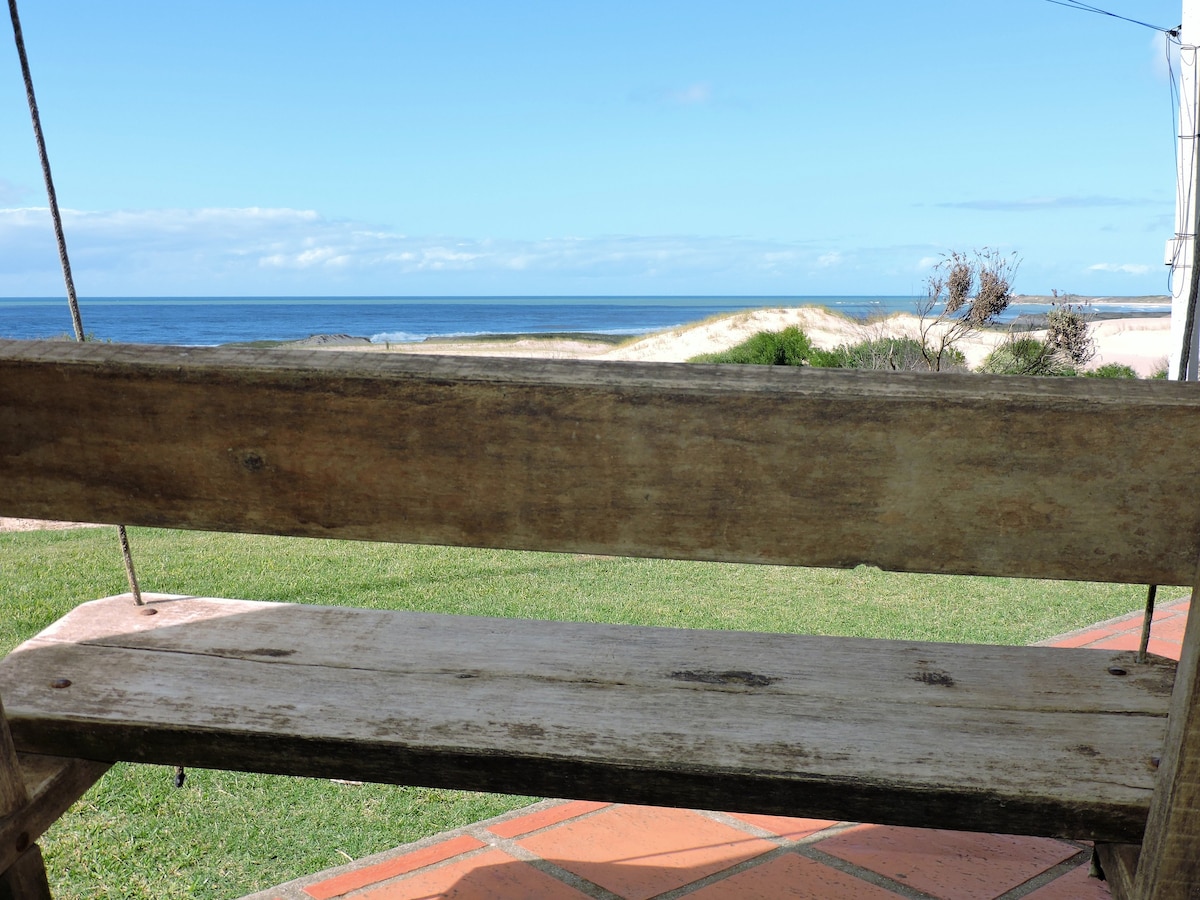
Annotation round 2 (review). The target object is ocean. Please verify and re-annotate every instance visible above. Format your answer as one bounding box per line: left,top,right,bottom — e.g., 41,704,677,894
0,295,1172,347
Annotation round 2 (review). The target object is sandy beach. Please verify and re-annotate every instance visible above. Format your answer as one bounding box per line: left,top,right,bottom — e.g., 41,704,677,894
354,305,1173,377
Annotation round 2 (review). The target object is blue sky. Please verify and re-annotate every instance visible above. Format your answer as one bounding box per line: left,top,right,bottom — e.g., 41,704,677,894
0,1,1185,297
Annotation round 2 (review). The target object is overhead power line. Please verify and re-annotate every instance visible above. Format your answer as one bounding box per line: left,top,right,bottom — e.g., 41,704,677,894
1042,0,1179,36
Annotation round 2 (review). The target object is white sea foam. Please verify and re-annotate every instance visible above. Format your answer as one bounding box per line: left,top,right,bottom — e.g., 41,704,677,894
370,325,665,343
370,331,426,343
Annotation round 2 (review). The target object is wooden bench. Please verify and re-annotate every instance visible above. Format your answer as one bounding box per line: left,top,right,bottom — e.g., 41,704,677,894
1,338,1198,898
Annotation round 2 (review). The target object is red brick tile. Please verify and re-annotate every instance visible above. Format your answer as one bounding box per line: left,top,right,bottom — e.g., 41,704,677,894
726,813,838,841
1024,861,1111,899
1146,602,1189,659
1076,599,1192,657
1151,617,1188,640
1151,600,1190,620
1083,633,1143,652
686,852,905,899
303,834,485,899
1147,637,1183,659
516,804,776,900
1051,631,1108,648
820,825,1079,900
487,800,609,839
352,848,590,899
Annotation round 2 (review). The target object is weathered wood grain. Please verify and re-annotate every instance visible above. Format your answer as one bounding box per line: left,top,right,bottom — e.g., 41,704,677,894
0,846,52,900
0,754,108,875
0,699,25,820
3,340,1200,584
1,695,107,886
5,340,1200,890
0,696,40,900
1094,843,1140,900
1133,581,1200,899
0,595,1175,842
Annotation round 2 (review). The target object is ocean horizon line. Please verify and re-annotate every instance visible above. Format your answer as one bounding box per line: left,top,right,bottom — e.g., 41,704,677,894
1,294,1173,347
0,292,1171,302
1,294,927,307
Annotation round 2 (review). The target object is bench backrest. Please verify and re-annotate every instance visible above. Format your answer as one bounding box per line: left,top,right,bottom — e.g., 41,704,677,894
3,338,1199,585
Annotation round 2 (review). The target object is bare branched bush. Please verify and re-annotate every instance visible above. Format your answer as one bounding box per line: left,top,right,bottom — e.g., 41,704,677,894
945,255,973,315
981,290,1096,377
917,248,1018,371
971,265,1013,324
1044,290,1095,367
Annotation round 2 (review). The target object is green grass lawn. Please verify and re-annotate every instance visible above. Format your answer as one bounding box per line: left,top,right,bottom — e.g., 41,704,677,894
2,526,1171,898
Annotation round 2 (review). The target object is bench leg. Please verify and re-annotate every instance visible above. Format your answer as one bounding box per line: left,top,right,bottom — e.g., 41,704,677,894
0,697,25,819
1133,583,1200,899
0,693,107,899
0,696,51,899
1094,843,1140,900
0,847,52,900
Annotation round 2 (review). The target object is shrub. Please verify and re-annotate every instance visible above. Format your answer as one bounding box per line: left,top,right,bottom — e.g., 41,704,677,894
689,326,814,365
980,338,1075,376
811,337,965,371
1084,363,1138,379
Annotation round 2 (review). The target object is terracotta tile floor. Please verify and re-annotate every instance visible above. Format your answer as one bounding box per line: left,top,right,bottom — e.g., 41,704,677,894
249,597,1189,900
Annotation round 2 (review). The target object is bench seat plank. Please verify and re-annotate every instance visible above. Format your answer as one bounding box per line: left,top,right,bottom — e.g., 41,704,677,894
0,595,1174,843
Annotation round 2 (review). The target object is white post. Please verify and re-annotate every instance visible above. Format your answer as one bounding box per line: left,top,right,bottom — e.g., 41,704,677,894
1170,0,1200,379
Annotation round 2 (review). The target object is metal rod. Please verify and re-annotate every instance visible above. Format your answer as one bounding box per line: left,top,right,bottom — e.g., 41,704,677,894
10,0,145,606
8,0,84,341
1138,584,1158,664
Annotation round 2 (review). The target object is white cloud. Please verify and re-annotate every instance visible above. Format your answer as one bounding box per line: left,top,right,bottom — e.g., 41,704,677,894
7,205,1157,296
0,205,838,293
938,196,1149,211
1088,262,1152,275
631,81,728,109
0,178,32,206
667,83,712,105
287,246,351,268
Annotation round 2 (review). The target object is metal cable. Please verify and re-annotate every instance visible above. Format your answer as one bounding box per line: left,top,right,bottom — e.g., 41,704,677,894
1179,182,1200,378
8,0,144,606
8,0,82,340
1137,584,1157,664
1041,0,1175,35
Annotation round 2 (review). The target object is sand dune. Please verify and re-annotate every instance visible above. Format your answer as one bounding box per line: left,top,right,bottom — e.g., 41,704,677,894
391,305,1173,376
